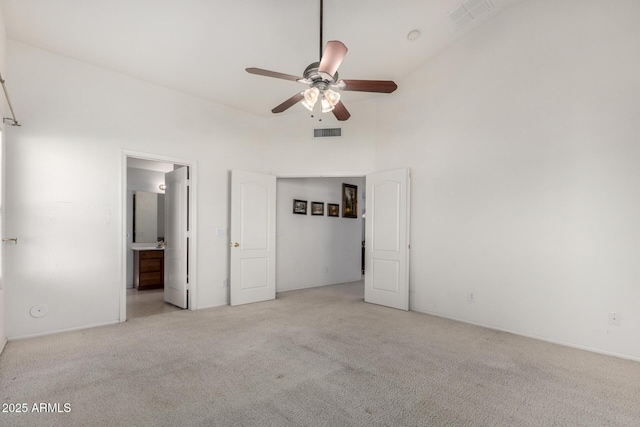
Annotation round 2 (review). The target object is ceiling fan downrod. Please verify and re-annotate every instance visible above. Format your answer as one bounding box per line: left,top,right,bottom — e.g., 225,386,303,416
319,0,324,61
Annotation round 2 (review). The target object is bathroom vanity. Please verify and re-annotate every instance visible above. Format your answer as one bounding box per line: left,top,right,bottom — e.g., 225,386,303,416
133,248,165,290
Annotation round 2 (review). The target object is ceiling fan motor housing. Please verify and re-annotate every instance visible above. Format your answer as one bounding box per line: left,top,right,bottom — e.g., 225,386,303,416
303,62,339,90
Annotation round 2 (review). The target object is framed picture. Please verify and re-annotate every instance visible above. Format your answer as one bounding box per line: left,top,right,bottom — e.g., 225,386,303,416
342,184,358,218
311,202,324,216
327,203,339,217
293,199,307,215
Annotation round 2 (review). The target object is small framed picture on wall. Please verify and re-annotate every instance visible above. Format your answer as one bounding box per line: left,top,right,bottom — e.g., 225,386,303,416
293,199,307,215
311,202,324,216
342,184,358,218
327,203,339,217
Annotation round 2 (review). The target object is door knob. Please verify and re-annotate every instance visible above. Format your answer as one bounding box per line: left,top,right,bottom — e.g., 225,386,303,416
231,242,240,247
2,238,17,244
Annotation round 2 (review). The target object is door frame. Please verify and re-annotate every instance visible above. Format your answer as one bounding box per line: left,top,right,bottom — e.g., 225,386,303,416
120,150,198,322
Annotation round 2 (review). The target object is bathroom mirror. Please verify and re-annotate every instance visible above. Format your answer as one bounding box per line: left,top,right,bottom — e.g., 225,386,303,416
133,191,165,243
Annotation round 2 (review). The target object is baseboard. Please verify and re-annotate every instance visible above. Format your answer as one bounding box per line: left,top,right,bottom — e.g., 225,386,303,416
278,280,362,293
410,305,640,363
0,337,7,355
8,320,120,341
196,301,229,310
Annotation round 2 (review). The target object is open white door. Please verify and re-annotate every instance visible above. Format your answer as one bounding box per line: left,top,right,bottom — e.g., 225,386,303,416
164,166,189,308
365,168,411,311
230,170,276,306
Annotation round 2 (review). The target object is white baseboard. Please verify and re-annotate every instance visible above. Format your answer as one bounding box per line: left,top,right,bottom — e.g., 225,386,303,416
410,305,640,363
8,320,120,341
0,337,7,355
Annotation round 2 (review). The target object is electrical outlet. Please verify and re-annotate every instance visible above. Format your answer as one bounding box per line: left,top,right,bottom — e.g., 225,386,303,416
468,292,476,302
609,312,620,326
222,278,229,289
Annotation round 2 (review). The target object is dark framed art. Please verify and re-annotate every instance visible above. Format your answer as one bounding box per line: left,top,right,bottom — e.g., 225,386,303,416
327,203,339,217
311,202,324,216
293,199,307,215
342,184,358,218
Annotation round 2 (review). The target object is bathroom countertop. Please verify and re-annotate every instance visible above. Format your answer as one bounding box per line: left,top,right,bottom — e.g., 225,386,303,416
131,243,165,251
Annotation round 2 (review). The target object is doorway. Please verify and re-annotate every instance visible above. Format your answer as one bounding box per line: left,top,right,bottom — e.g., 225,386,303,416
230,169,410,310
121,151,197,322
275,176,365,293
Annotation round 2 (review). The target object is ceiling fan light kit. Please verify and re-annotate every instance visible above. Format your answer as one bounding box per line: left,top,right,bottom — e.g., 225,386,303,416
246,0,397,121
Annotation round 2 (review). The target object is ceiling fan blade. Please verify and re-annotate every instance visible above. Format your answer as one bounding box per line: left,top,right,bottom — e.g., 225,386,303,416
332,101,351,121
246,67,304,82
272,92,305,114
340,79,398,93
318,41,348,78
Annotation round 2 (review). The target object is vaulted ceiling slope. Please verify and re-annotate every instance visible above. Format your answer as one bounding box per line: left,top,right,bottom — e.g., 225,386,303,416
1,0,524,118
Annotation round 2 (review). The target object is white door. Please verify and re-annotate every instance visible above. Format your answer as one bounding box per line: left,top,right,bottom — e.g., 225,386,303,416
230,170,276,306
365,168,411,310
164,167,189,308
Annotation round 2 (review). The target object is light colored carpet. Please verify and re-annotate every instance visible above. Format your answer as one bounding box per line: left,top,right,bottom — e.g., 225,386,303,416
1,281,639,426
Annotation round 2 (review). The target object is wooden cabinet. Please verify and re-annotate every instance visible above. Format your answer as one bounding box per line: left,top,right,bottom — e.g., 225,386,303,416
134,250,164,290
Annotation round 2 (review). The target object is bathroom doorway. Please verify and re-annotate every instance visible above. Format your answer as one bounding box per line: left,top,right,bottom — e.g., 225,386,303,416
121,152,197,321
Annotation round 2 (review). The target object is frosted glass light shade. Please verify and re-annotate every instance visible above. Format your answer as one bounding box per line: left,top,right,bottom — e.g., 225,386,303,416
301,87,319,111
321,89,341,113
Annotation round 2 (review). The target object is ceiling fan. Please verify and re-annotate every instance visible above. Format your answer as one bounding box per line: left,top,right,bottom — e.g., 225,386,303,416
246,0,397,121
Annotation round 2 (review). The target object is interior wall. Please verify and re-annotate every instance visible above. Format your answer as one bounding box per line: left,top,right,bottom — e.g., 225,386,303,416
0,126,4,353
3,39,379,338
0,3,7,353
276,177,364,292
264,101,377,175
375,0,640,360
127,167,166,194
2,41,268,338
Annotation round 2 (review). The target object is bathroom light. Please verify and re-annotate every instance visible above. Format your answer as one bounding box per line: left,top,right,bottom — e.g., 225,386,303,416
301,87,320,111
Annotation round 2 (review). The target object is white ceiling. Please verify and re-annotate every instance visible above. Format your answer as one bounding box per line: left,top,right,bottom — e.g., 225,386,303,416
1,0,524,118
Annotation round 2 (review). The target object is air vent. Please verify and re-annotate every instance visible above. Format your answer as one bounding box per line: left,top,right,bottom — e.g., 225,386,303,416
314,128,342,138
447,0,492,30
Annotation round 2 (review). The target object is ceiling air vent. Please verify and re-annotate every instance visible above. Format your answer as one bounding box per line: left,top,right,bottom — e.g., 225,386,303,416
314,128,342,138
447,0,493,30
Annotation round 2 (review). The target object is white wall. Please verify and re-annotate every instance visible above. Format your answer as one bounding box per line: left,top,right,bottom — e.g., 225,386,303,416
264,101,377,175
0,3,7,353
276,177,364,291
127,167,166,194
3,41,267,338
375,0,640,360
0,126,4,353
3,40,379,338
